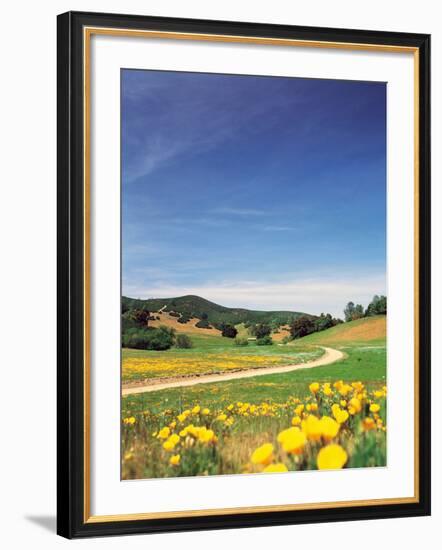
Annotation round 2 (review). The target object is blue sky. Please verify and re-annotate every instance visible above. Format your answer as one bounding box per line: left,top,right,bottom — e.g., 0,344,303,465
122,69,386,318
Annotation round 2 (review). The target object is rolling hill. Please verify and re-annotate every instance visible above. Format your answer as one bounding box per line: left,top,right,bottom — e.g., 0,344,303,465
122,294,311,327
298,315,386,345
148,311,222,336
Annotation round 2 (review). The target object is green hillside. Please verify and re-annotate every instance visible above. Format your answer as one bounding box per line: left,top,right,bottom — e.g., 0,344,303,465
122,294,310,326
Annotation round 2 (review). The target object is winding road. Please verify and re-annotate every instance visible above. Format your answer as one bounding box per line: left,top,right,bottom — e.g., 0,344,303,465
122,346,344,396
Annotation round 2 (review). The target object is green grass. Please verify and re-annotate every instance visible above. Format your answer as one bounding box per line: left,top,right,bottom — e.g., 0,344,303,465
122,331,232,357
121,344,387,479
122,336,321,360
123,344,386,413
122,317,387,479
122,332,325,382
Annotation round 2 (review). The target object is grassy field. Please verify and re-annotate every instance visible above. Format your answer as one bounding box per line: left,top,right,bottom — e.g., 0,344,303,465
122,333,324,382
122,316,387,479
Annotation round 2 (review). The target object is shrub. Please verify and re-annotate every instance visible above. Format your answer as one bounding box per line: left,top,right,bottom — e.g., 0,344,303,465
178,314,191,324
122,326,175,350
122,311,138,331
234,337,249,346
195,319,211,329
251,323,271,339
175,334,193,349
169,311,180,318
256,335,273,346
221,324,238,338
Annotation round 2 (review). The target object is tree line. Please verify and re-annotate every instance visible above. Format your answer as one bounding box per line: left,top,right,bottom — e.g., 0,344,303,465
289,295,387,340
121,307,192,350
343,295,387,322
121,295,387,349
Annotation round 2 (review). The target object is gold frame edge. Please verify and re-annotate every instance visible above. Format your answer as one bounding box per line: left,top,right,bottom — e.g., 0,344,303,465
82,26,420,524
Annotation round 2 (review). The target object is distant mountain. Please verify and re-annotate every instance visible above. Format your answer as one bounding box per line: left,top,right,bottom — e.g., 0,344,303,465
122,295,313,326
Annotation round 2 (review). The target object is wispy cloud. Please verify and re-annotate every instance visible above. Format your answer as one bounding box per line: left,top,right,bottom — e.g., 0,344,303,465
122,71,307,183
123,273,386,318
124,139,187,182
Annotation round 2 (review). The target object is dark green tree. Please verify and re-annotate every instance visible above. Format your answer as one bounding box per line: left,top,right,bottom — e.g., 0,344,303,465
343,302,364,322
290,316,316,339
315,313,334,332
221,324,238,338
251,323,271,339
130,308,150,327
365,295,387,316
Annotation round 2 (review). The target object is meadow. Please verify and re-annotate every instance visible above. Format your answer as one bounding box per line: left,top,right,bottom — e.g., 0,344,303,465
122,333,324,383
121,316,387,479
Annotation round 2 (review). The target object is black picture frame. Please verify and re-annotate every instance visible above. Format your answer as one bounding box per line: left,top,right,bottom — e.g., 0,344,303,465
57,10,431,539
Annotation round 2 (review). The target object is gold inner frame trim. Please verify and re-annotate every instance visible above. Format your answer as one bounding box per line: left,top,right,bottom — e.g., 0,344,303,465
83,26,420,524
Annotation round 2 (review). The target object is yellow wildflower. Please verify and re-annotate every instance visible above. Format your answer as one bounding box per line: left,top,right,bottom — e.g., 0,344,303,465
309,382,320,394
369,403,381,413
291,415,301,426
163,433,180,451
217,413,227,421
202,408,210,415
192,405,201,414
198,427,216,444
348,397,362,415
301,415,322,441
319,416,340,441
338,384,352,397
333,407,349,424
317,444,348,470
278,427,307,454
157,426,170,439
169,454,180,466
251,443,274,465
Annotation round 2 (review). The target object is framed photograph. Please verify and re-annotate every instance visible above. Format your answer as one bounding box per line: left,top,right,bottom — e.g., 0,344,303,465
57,11,431,538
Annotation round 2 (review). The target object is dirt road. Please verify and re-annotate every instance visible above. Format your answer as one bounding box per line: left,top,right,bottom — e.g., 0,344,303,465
122,346,344,396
